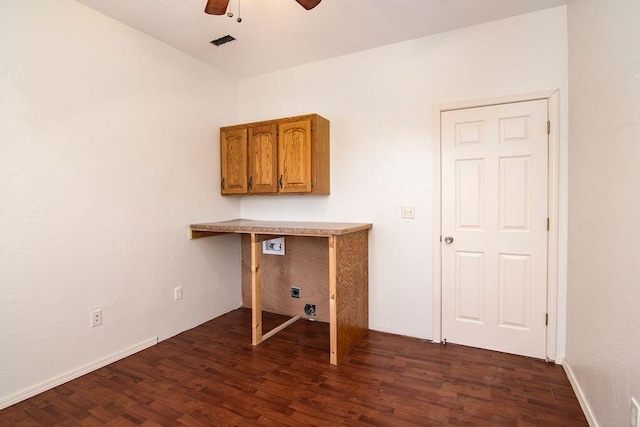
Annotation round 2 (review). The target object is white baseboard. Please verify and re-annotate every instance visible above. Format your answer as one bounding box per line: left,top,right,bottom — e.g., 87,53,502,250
562,357,599,427
0,337,158,410
554,352,565,364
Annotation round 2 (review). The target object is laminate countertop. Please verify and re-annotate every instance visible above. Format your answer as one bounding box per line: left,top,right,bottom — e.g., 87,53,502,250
189,219,372,238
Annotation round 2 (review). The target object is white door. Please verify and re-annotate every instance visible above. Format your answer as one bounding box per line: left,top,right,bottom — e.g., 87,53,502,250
441,100,548,359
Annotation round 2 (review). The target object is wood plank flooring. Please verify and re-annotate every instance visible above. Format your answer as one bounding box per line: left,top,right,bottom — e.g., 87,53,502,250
0,308,587,426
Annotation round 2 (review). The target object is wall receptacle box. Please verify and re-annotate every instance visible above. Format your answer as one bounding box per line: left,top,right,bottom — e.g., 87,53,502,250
291,287,301,298
304,304,316,316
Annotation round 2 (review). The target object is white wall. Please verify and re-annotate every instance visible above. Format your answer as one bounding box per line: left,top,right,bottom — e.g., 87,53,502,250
566,0,640,425
0,0,241,407
239,7,569,342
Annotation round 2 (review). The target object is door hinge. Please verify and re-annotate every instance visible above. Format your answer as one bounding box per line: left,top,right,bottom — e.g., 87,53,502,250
545,313,549,326
439,235,442,242
547,121,551,135
547,218,550,231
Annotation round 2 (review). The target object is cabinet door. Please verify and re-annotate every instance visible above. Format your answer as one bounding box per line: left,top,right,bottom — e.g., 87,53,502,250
248,125,278,193
278,120,312,193
220,128,248,194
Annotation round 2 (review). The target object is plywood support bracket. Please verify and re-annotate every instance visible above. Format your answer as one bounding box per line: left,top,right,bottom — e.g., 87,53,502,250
252,234,285,243
189,230,229,239
250,231,299,345
261,315,301,342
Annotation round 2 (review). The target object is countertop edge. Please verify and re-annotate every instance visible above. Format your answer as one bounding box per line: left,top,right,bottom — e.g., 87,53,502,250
189,219,372,237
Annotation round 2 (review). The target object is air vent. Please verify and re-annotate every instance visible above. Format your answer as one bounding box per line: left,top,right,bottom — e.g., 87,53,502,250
210,35,236,46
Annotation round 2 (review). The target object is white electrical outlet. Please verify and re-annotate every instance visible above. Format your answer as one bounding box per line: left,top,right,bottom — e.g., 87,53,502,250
631,397,639,427
174,286,183,301
91,309,102,327
262,237,285,255
401,206,415,219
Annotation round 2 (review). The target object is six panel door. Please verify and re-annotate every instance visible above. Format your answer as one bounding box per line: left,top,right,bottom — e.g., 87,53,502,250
441,99,549,359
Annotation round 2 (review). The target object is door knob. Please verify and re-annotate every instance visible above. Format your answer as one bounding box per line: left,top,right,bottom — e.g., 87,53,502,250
444,236,454,244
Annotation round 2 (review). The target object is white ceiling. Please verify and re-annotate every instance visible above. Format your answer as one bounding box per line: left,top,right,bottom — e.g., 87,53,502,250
74,0,567,78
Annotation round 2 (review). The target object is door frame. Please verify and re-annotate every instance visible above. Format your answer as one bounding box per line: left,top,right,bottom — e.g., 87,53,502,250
432,90,560,361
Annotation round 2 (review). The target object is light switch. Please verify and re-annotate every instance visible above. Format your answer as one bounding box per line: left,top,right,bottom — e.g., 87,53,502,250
401,206,415,219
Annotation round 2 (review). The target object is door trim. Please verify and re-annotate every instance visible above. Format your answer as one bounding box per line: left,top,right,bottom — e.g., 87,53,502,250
432,90,560,361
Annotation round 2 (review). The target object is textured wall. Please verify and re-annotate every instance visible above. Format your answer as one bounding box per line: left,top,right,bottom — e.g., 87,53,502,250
238,7,569,345
0,0,241,406
566,0,640,425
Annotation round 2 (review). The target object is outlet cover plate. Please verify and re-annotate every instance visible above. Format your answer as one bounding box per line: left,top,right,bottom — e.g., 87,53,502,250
91,309,102,327
263,237,285,255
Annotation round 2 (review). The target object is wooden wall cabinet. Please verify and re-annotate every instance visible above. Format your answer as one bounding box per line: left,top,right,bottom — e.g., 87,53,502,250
220,114,329,195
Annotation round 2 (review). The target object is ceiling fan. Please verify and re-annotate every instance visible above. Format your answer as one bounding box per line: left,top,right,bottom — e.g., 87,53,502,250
205,0,321,15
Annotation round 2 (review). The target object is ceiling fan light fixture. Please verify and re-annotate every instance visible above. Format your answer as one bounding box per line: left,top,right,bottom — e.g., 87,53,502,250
295,0,321,10
206,0,321,15
204,0,229,15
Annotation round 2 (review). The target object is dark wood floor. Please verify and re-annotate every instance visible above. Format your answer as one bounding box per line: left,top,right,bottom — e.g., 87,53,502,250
1,308,587,426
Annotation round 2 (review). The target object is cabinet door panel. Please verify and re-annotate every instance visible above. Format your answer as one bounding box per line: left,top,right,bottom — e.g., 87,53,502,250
221,128,248,194
278,120,312,193
248,125,278,193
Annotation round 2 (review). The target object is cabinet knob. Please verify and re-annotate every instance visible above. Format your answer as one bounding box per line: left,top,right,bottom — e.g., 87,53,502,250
248,176,253,190
221,177,226,190
278,175,283,189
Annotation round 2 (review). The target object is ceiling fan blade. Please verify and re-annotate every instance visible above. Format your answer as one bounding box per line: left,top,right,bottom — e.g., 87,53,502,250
205,0,230,15
295,0,321,10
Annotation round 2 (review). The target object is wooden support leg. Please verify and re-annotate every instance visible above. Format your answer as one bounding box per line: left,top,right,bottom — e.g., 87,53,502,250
330,231,369,365
329,235,338,365
251,233,263,345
